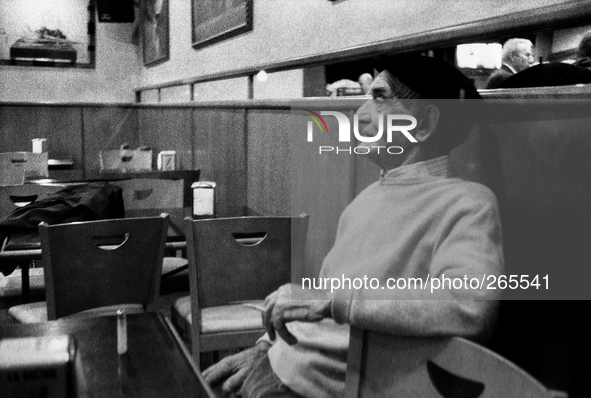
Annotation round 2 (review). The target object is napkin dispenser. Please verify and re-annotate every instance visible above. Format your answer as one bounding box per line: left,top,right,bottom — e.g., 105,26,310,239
0,335,77,398
192,181,216,218
157,150,177,171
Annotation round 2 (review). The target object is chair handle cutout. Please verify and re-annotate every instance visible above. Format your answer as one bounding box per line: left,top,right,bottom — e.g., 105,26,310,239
133,189,153,201
9,194,38,207
426,360,485,398
92,232,130,250
232,232,268,246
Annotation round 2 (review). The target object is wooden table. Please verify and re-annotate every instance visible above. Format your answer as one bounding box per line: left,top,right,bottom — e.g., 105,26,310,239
0,312,216,398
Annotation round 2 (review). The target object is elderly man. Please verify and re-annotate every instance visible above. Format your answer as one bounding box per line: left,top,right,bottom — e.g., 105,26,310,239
485,38,534,89
574,30,591,69
204,55,504,398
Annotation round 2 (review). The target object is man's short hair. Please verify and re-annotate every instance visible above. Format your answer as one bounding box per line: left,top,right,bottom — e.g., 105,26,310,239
372,55,484,152
578,30,591,59
501,38,533,64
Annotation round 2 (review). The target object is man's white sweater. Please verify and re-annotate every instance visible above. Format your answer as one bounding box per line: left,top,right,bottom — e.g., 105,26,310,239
268,156,504,398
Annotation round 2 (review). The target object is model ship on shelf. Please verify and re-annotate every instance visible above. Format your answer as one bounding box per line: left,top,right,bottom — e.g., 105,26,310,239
10,27,77,65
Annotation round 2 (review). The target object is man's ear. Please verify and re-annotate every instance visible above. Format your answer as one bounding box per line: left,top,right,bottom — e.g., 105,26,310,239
414,105,440,143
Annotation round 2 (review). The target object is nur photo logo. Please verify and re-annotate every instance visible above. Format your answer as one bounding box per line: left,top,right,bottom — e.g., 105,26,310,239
301,109,418,155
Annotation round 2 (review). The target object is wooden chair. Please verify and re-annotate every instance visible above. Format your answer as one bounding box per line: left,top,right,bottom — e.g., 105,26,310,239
0,152,48,180
111,178,184,226
0,184,65,219
0,159,25,187
171,214,309,368
98,170,201,210
8,214,168,323
345,326,568,398
0,184,66,301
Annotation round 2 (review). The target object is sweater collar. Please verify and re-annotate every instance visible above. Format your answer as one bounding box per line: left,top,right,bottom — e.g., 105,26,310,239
380,155,454,184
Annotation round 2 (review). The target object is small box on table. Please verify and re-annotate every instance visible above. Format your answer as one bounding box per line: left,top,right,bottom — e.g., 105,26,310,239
0,335,78,398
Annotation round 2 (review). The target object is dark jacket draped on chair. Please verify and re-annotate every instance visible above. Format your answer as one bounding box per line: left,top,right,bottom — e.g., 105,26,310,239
0,182,124,275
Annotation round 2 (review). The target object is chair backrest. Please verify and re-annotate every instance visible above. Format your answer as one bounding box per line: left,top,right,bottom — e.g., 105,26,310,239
98,170,200,208
345,326,565,398
0,184,65,219
0,159,25,187
185,214,309,309
0,152,48,182
40,214,169,320
112,178,183,211
111,178,185,237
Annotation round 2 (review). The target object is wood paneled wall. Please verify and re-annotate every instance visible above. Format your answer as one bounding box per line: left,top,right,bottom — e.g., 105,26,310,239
288,110,358,277
246,110,292,217
138,108,193,172
83,106,138,180
193,108,247,218
0,105,84,180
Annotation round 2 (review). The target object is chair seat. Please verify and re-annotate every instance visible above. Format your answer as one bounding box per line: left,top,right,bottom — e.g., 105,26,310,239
9,302,145,324
162,257,188,278
172,296,265,336
0,268,45,298
8,301,47,323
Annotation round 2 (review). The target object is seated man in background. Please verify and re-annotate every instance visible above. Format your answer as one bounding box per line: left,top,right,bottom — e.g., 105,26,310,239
574,30,591,70
326,73,374,97
485,38,534,88
357,72,374,93
204,55,504,398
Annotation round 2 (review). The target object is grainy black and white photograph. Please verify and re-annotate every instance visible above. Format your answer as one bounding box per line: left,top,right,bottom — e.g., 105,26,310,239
0,1,590,397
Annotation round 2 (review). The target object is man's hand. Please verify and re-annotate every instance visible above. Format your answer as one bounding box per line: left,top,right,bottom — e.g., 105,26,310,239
203,341,270,395
263,283,331,345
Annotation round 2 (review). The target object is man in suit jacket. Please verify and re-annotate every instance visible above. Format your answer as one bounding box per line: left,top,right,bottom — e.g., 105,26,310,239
574,30,591,70
485,38,534,89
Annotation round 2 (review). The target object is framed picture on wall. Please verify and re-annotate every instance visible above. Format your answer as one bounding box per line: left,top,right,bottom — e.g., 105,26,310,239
0,0,95,68
192,0,253,49
143,0,170,67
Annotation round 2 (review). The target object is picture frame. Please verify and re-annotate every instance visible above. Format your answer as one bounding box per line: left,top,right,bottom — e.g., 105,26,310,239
0,0,95,68
143,0,170,67
191,0,253,50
